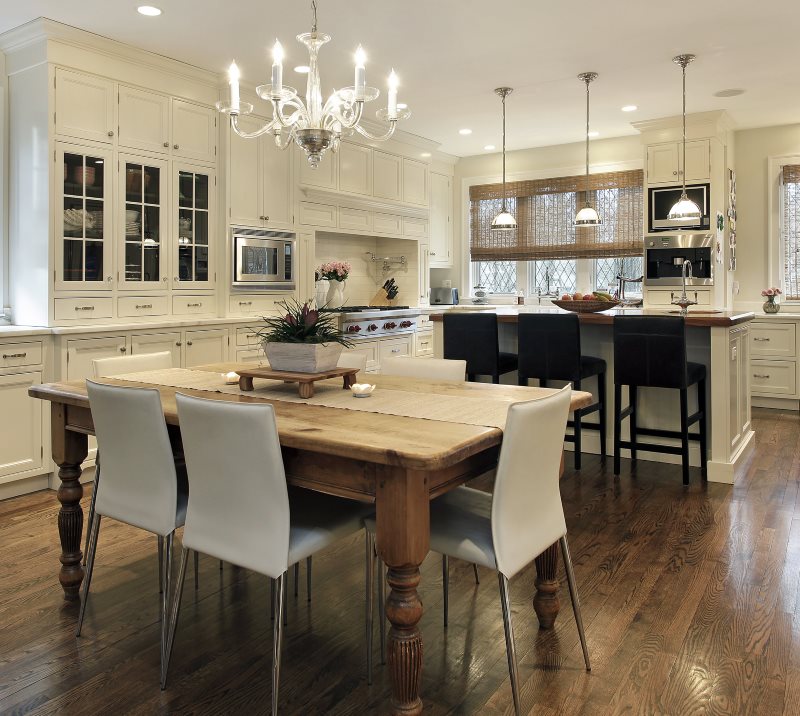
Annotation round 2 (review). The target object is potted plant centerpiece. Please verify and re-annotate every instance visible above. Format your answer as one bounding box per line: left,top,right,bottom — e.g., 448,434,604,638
254,299,352,373
318,260,351,309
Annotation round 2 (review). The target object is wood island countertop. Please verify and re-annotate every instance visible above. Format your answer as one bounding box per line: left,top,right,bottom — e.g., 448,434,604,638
428,306,756,327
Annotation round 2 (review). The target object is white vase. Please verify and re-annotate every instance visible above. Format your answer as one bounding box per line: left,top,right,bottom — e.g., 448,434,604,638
326,280,346,309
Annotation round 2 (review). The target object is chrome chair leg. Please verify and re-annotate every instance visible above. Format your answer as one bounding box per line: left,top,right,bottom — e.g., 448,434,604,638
76,515,101,637
294,562,299,597
560,535,591,671
498,573,521,716
272,572,287,715
82,462,100,566
161,533,173,665
161,545,189,690
442,555,450,628
194,550,199,590
158,535,164,594
306,556,312,602
365,532,375,684
378,557,386,664
472,563,480,585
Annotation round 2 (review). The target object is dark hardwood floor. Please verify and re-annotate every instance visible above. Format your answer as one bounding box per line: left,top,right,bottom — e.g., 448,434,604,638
1,407,799,715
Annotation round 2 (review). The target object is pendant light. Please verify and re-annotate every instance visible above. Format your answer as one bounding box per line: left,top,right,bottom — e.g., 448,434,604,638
667,54,702,222
574,72,602,227
491,87,516,232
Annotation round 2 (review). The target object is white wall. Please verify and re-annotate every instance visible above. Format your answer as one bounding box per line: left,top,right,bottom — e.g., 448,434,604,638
732,123,800,308
438,135,643,293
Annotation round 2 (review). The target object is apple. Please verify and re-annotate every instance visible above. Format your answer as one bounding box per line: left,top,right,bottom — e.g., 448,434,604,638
572,292,583,300
583,294,593,300
561,293,571,301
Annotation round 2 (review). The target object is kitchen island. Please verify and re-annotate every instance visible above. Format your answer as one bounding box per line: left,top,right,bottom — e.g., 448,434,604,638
430,306,756,484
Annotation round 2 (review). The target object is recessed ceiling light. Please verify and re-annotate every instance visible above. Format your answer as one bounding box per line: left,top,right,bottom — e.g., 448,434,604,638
484,144,496,151
714,88,745,98
587,131,599,138
420,152,431,158
459,128,472,135
621,105,638,112
294,65,310,74
137,5,162,16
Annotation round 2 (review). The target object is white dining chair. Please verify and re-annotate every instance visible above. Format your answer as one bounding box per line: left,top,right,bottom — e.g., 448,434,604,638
380,356,467,381
85,351,174,581
78,380,187,685
162,393,374,710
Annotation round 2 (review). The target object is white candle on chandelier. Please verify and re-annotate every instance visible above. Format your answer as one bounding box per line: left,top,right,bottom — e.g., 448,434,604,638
271,40,284,96
228,61,240,113
354,45,366,101
388,69,399,119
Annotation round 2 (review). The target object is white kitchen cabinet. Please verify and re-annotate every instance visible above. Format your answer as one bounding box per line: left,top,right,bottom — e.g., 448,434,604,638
171,99,217,164
0,372,43,481
402,158,428,206
373,212,403,235
299,201,337,228
229,294,284,316
418,242,430,305
339,206,373,233
343,340,379,372
646,139,710,184
373,151,402,201
54,297,114,322
173,164,215,289
429,172,453,266
262,141,293,229
414,331,434,358
130,331,181,366
379,335,413,362
184,328,228,366
338,142,372,196
117,85,171,154
55,143,115,291
54,68,115,145
117,295,169,318
298,150,337,190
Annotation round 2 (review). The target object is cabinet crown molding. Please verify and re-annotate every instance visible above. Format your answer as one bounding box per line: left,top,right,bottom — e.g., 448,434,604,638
300,186,430,219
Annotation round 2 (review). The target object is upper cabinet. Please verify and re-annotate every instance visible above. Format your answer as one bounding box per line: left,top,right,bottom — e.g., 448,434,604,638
299,149,338,190
171,99,217,164
646,139,710,184
338,142,372,196
429,172,453,267
55,68,115,144
402,158,428,206
173,163,215,290
373,151,402,201
118,86,170,154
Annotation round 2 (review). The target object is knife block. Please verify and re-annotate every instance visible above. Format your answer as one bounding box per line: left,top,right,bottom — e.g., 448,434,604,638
369,288,398,307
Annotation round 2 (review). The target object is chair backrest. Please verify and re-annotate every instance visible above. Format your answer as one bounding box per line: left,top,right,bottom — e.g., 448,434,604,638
443,313,500,376
86,380,179,536
613,316,688,389
175,393,291,579
92,351,173,378
380,356,466,381
517,313,582,383
337,350,368,374
491,385,571,579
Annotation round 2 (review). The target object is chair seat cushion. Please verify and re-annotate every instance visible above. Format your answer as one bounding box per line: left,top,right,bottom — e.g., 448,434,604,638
579,355,606,379
287,488,372,565
428,486,497,571
499,352,518,374
687,361,706,386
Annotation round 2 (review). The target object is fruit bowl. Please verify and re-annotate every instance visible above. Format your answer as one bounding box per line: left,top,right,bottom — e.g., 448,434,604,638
551,299,621,314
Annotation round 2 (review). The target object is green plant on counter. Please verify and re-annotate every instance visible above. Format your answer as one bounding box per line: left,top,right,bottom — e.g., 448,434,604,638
252,298,353,346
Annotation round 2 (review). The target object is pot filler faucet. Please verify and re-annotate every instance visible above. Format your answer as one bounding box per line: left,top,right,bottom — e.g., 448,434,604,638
671,259,698,315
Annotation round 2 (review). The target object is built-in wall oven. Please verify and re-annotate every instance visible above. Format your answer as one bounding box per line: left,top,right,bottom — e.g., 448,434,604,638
232,227,296,289
644,233,713,286
648,183,710,232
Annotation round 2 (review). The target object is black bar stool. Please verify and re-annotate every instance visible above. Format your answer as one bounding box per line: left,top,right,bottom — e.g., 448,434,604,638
517,313,607,469
443,312,517,383
612,316,707,485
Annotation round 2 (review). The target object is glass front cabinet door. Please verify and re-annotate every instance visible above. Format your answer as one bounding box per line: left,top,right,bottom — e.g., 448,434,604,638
173,164,215,289
118,154,169,290
56,144,114,290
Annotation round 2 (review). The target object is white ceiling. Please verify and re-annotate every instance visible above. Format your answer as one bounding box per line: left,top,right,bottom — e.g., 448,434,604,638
2,1,799,157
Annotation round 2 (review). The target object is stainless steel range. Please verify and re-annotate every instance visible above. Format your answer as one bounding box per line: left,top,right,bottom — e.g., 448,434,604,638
324,306,421,339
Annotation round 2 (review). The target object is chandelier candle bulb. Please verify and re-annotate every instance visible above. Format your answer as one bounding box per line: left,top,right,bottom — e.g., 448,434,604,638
228,62,240,114
271,40,284,96
355,45,366,100
388,69,398,119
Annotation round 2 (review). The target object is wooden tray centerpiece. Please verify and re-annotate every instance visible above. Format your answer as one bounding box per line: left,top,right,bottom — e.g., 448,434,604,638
237,366,359,398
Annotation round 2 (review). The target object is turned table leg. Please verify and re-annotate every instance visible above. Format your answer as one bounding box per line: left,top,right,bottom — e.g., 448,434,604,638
533,543,560,629
376,466,429,716
51,404,89,601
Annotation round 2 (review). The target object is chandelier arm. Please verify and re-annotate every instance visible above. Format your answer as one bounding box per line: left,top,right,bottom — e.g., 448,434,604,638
271,100,308,129
330,101,363,130
230,114,278,139
273,130,294,151
353,120,397,142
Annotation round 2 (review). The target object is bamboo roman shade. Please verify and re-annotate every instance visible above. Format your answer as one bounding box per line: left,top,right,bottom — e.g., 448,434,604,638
470,169,644,261
782,164,800,300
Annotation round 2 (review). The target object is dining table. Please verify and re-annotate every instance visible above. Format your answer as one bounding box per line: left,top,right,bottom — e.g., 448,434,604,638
30,364,593,715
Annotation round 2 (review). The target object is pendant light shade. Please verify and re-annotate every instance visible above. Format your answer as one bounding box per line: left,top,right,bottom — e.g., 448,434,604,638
491,87,516,233
668,54,702,222
575,72,601,228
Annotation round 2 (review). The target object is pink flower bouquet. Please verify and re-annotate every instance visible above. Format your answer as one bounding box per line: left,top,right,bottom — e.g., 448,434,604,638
318,260,351,282
760,287,782,298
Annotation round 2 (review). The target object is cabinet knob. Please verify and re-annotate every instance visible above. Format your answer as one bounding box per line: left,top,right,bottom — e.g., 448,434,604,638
186,341,193,346
673,170,678,175
107,276,113,283
176,342,182,347
753,373,770,379
173,144,179,150
163,142,170,148
174,276,180,282
162,277,168,282
264,215,269,221
119,346,127,353
430,252,436,256
108,130,114,137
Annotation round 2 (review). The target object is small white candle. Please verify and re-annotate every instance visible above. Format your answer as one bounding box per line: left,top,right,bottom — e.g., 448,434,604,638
354,45,366,101
222,371,239,384
271,40,284,96
387,69,399,120
228,61,240,113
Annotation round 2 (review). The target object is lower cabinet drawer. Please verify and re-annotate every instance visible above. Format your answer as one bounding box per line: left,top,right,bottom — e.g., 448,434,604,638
118,295,169,318
229,295,283,315
236,326,262,347
379,335,413,363
751,359,797,396
415,330,434,357
344,340,379,371
0,341,44,369
236,348,266,365
172,295,215,315
54,297,113,321
751,322,797,358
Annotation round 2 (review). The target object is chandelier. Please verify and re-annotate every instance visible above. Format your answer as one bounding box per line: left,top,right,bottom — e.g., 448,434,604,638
216,0,411,168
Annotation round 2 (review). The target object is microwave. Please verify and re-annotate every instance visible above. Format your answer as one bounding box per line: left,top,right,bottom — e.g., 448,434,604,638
648,183,710,232
232,227,296,289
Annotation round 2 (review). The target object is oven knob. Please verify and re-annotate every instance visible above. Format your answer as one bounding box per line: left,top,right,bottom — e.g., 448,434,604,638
367,323,378,332
347,325,362,333
384,322,397,330
399,320,412,328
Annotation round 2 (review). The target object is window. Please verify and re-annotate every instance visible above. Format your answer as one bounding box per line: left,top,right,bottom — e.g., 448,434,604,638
594,256,643,293
474,260,517,294
782,165,800,300
530,259,577,295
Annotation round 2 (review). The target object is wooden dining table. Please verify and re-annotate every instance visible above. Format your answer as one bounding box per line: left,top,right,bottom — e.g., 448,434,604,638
30,365,592,715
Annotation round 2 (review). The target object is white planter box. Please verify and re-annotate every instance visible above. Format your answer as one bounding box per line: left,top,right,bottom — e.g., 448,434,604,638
263,342,343,373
